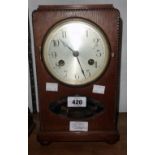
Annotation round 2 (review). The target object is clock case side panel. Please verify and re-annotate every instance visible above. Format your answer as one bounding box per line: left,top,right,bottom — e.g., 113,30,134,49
32,5,121,143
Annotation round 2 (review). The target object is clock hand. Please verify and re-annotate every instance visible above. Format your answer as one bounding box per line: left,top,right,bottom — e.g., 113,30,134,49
60,39,86,78
60,39,75,54
76,57,86,79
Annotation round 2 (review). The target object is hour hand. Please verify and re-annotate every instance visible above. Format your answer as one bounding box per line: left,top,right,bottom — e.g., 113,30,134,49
60,40,86,78
60,39,74,53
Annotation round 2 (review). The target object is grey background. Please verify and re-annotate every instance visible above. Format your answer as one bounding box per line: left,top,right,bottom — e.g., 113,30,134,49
28,0,127,112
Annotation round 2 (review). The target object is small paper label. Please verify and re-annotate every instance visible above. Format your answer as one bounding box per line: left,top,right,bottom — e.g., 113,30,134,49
92,85,105,94
46,82,58,92
67,97,86,107
69,121,88,131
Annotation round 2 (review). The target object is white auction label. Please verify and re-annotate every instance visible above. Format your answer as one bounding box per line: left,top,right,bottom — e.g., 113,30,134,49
46,82,58,92
67,96,86,107
69,121,88,131
92,85,105,94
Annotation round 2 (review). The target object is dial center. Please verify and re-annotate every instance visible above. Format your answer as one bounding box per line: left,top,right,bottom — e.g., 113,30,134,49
73,51,79,57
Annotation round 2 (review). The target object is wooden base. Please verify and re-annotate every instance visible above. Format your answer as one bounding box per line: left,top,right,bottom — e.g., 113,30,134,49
37,130,120,145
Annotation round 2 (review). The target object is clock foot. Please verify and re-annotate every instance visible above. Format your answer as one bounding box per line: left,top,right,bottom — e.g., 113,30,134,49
105,135,120,144
37,135,51,145
38,140,51,146
103,131,120,144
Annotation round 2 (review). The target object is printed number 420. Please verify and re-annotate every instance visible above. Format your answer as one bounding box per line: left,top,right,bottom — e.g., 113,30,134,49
72,100,83,105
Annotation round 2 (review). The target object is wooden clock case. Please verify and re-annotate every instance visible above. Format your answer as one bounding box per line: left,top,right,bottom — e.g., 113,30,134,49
32,4,121,144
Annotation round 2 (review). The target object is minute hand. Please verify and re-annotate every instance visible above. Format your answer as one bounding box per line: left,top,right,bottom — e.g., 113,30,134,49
76,57,86,79
60,39,75,54
60,39,86,78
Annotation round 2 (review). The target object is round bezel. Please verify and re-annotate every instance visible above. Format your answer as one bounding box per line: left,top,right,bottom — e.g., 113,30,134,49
42,18,110,86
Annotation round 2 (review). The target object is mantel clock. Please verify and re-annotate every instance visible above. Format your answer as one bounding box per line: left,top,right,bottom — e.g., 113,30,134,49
32,4,121,144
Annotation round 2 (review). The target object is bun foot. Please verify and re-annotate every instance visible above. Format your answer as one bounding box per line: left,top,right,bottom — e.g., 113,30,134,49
105,134,120,144
38,140,51,146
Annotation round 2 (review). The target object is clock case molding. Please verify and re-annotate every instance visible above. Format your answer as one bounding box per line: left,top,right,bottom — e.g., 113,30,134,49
32,4,121,144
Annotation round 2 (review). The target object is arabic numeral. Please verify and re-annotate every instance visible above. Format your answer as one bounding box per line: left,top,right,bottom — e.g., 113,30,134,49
96,49,102,57
86,69,91,77
75,74,80,79
64,70,67,78
95,61,98,68
51,40,59,47
62,31,67,38
86,30,88,37
50,51,57,58
93,38,100,48
72,100,82,105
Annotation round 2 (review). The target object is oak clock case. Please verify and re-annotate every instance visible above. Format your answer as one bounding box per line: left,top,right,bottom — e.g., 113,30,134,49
32,5,121,144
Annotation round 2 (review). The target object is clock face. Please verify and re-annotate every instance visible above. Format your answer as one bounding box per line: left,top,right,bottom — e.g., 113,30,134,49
42,18,110,86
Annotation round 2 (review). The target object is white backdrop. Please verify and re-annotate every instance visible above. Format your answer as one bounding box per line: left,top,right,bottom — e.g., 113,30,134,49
28,0,127,112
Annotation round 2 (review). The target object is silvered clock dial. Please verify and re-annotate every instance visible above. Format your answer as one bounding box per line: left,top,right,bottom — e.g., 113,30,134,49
42,18,110,85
